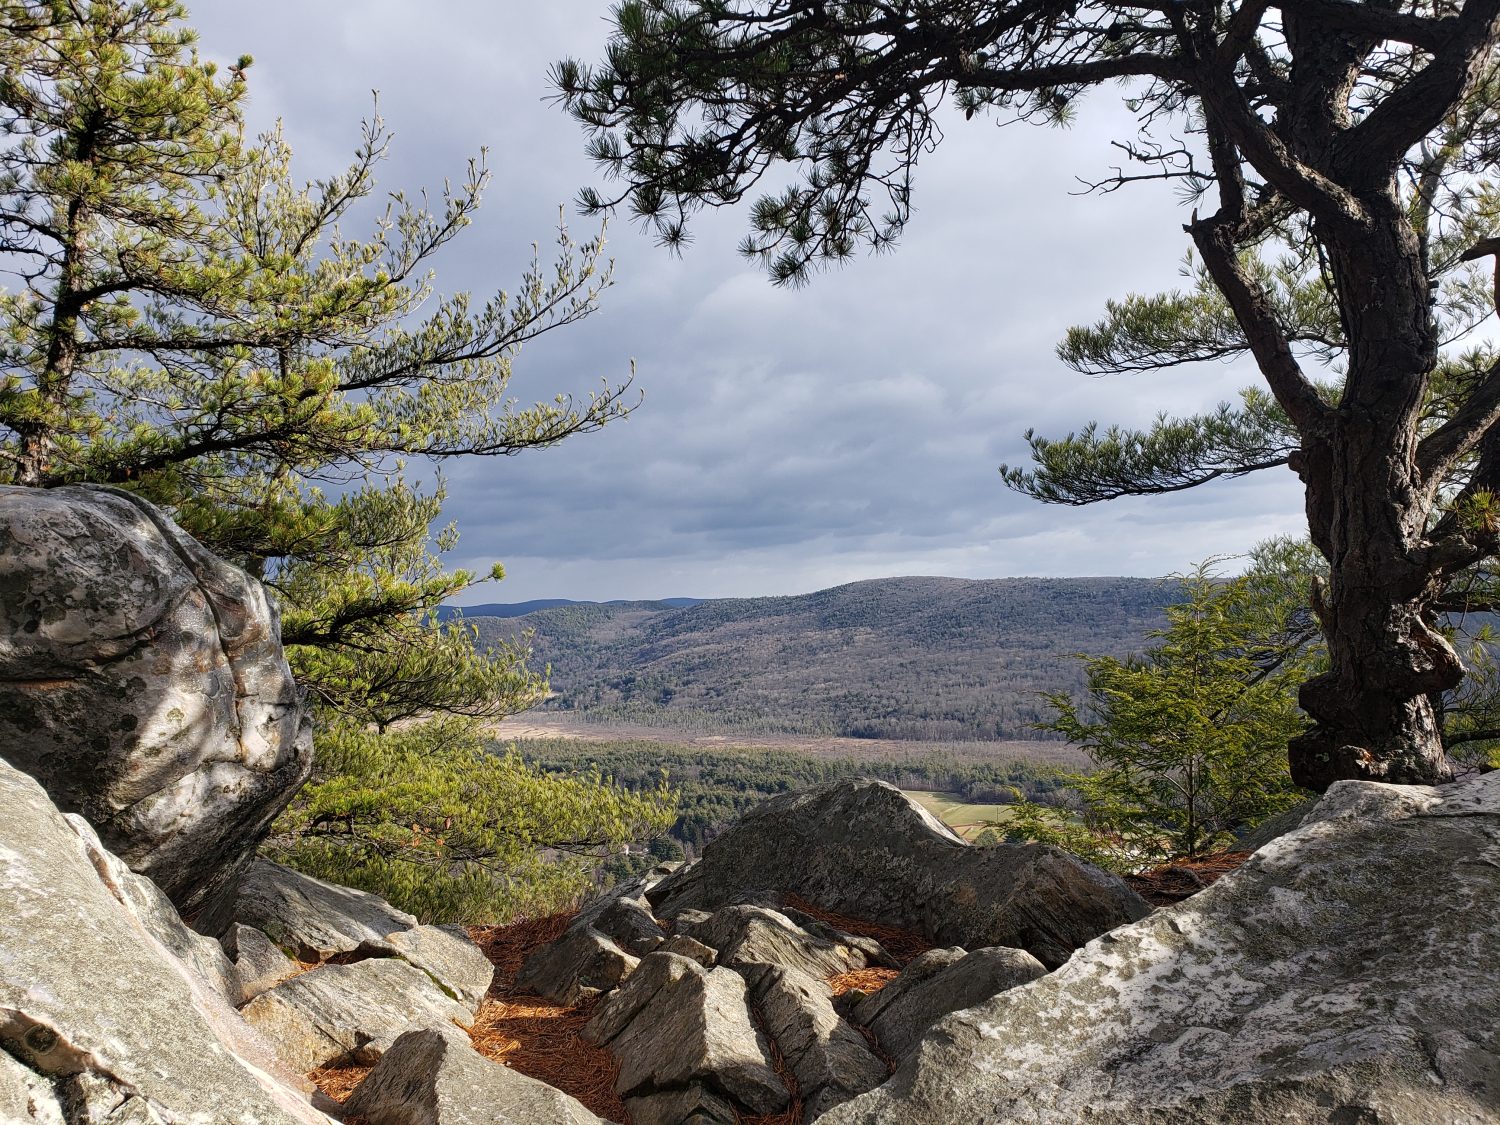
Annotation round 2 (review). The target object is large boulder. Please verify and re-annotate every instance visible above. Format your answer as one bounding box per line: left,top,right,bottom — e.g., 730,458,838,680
583,951,789,1119
745,963,888,1119
515,864,680,1005
0,485,312,916
214,860,495,1013
240,957,476,1072
649,779,1150,968
823,772,1500,1124
849,945,1046,1061
0,758,330,1123
344,1029,607,1125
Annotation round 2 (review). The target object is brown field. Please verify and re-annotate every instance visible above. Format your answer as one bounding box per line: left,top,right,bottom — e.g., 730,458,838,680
487,712,1089,769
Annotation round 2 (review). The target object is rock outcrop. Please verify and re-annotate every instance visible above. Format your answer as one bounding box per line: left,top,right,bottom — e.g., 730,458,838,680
241,958,477,1072
344,1029,607,1125
0,758,330,1124
848,945,1045,1061
646,779,1151,968
745,963,889,1118
583,950,789,1122
823,772,1500,1124
215,859,495,1012
0,485,312,916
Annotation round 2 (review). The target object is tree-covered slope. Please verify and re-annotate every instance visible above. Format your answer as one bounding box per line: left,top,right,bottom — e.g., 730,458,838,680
467,577,1175,741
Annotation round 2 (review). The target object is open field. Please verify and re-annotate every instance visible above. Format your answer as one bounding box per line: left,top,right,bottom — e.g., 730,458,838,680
905,790,1019,841
489,712,1090,770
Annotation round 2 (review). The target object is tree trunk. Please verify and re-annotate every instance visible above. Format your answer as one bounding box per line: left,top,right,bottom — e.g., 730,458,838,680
1288,208,1458,791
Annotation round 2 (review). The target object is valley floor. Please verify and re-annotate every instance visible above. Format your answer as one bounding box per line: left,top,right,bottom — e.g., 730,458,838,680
488,713,1089,770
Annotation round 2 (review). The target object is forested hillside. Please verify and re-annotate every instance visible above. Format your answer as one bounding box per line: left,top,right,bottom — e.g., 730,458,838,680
467,576,1174,741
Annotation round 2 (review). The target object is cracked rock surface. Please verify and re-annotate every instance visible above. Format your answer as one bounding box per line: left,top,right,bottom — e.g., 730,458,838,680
823,772,1500,1125
0,485,312,916
0,759,329,1124
213,860,494,1013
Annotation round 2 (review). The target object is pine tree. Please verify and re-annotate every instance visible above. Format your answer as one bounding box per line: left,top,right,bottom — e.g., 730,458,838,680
0,0,661,918
555,0,1500,789
1011,560,1318,867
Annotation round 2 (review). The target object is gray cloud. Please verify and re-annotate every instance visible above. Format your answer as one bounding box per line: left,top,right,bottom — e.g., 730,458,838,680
188,0,1308,601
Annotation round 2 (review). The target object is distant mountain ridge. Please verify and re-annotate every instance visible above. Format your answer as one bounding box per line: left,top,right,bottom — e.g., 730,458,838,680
438,597,703,620
466,576,1176,742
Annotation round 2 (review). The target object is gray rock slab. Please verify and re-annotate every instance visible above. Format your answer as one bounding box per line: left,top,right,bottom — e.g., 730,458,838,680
0,485,312,916
226,923,301,1005
648,779,1150,968
583,951,788,1115
0,760,330,1124
659,934,718,967
692,905,872,979
591,895,667,956
747,964,888,1119
822,772,1500,1124
626,1083,739,1125
66,811,241,1008
241,957,474,1072
343,1028,606,1125
852,945,1045,1061
516,924,640,1006
222,860,493,1013
0,1047,65,1124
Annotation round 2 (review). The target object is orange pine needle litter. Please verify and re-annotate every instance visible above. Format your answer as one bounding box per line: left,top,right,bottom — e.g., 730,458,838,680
827,966,901,998
466,913,631,1124
1125,850,1251,906
307,1059,373,1121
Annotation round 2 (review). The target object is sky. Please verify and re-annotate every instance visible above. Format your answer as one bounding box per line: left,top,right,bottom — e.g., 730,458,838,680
186,0,1309,604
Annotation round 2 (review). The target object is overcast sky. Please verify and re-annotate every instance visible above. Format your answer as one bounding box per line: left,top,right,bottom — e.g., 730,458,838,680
187,0,1308,603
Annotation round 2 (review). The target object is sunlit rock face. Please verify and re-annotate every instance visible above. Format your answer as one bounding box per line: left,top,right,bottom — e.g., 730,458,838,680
0,758,330,1124
822,772,1500,1125
0,484,312,917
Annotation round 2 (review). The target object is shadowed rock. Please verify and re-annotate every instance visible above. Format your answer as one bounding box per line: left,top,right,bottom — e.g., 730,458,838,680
743,963,888,1119
649,779,1150,968
516,924,640,1006
850,945,1045,1061
823,773,1500,1124
583,951,788,1116
0,485,312,916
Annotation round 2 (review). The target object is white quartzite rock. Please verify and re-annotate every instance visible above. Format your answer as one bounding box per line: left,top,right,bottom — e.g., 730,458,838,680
215,860,494,1013
823,772,1500,1125
343,1029,607,1125
224,923,301,1006
0,485,312,916
65,811,241,1008
0,759,330,1124
240,957,475,1073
